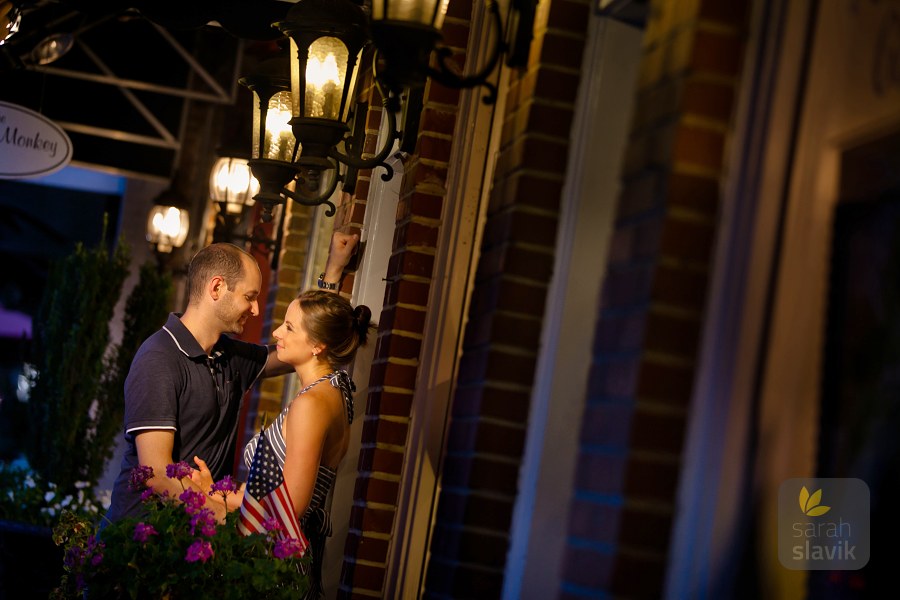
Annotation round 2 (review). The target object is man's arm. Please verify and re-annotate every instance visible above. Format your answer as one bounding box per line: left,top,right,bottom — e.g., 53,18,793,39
134,430,229,522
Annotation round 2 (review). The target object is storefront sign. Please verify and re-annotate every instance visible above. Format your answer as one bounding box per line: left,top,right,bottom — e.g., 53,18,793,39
0,100,73,178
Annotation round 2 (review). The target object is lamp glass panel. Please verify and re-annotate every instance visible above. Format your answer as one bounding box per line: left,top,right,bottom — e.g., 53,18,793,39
372,0,449,29
263,90,296,162
305,37,348,120
209,157,259,214
146,205,189,251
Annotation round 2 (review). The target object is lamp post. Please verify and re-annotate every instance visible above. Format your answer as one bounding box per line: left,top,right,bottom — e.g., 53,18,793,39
274,0,369,207
239,54,297,224
146,188,190,270
367,0,535,102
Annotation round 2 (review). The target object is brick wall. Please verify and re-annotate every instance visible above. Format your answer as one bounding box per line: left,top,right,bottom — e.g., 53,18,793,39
336,0,474,594
559,1,751,598
421,0,592,597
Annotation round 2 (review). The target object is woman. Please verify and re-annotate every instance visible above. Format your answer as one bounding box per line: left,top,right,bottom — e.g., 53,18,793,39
238,288,373,597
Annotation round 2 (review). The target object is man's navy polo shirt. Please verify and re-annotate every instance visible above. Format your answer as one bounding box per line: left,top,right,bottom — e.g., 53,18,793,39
105,313,269,522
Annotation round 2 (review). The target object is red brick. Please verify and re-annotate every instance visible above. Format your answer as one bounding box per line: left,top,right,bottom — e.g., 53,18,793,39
416,133,455,163
347,532,390,563
456,347,489,383
666,171,719,215
399,191,445,220
539,31,588,69
546,0,593,32
567,496,622,543
381,360,419,389
600,263,655,309
418,106,459,135
357,446,404,473
467,455,520,491
475,420,526,457
362,416,410,446
523,101,576,138
394,219,440,248
573,451,627,496
584,356,639,399
628,409,686,455
451,564,505,597
439,20,471,50
452,384,530,422
690,29,745,77
425,78,464,105
623,456,680,502
592,311,647,353
561,543,614,589
618,507,674,553
528,68,582,104
347,559,387,592
357,504,396,535
484,348,538,382
642,311,701,356
652,263,709,310
659,216,715,263
635,359,694,403
386,249,435,278
580,401,635,448
681,79,736,123
405,159,449,191
611,554,666,598
380,333,422,361
356,475,401,505
699,0,751,28
501,172,565,212
457,529,510,565
673,124,725,170
385,278,431,306
464,310,541,348
445,0,473,20
364,389,414,417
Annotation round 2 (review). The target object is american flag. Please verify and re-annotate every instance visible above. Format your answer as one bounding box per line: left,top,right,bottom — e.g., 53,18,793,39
238,431,309,556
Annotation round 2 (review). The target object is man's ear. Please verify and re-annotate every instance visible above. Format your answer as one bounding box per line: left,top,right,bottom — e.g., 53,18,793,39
209,276,225,300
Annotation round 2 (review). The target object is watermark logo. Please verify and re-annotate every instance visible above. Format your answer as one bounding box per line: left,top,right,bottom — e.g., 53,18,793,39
799,486,830,516
778,478,869,570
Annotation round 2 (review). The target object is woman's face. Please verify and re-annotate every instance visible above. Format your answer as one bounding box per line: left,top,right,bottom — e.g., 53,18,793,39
272,299,318,366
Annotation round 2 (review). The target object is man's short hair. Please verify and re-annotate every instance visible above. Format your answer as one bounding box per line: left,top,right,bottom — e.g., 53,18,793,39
187,243,253,303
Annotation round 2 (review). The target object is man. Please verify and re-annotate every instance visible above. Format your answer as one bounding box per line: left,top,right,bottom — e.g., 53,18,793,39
105,231,358,523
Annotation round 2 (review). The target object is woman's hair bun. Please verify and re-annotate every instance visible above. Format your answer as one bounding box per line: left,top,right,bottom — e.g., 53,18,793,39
353,305,373,345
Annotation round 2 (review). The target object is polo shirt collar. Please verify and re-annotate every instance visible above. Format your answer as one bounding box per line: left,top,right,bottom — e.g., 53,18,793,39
162,312,211,359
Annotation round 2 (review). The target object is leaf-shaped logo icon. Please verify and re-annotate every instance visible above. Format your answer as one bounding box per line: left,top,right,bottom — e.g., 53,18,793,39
799,486,831,516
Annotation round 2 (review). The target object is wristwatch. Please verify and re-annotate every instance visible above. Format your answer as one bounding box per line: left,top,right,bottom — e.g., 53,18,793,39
317,272,338,290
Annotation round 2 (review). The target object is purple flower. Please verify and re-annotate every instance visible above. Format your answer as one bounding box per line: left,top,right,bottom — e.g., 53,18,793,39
190,509,217,537
179,488,207,514
185,539,214,563
64,546,86,569
262,517,283,533
273,537,304,559
129,465,154,491
210,475,237,495
133,522,158,544
140,488,155,502
166,461,193,480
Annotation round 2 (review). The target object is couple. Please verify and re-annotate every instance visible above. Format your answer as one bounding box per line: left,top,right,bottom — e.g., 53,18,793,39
104,230,372,597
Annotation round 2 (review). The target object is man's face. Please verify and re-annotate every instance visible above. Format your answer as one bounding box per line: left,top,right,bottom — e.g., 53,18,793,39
216,255,261,335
